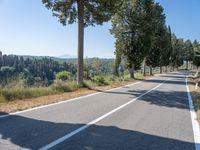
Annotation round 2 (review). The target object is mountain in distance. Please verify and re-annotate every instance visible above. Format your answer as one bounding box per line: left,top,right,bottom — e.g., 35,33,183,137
58,54,76,59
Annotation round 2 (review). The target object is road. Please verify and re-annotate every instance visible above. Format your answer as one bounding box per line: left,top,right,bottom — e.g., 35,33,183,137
0,72,197,150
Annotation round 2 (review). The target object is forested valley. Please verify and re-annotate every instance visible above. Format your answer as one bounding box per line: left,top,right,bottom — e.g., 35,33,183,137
0,52,114,87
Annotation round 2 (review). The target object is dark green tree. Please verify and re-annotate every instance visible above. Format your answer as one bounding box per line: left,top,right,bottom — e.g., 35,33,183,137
170,35,184,70
193,40,200,69
146,3,166,75
111,0,144,78
182,40,194,69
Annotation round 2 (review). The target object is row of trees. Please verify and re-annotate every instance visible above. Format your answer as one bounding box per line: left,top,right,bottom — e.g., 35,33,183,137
111,0,199,78
42,0,200,83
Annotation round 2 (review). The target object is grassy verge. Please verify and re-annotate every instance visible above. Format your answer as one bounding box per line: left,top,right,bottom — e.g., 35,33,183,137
189,80,200,123
0,72,154,113
0,72,147,103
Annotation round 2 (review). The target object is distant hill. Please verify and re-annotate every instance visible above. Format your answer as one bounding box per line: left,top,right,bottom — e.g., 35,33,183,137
58,54,76,59
16,55,115,64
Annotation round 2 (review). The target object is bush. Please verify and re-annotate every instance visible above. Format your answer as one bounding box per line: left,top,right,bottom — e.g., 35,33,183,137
93,76,107,85
51,80,72,92
56,71,72,81
108,76,115,82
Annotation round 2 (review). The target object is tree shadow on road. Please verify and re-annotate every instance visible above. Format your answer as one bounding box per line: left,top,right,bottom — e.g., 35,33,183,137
0,114,196,150
143,78,188,85
0,112,8,116
136,89,189,109
85,80,190,110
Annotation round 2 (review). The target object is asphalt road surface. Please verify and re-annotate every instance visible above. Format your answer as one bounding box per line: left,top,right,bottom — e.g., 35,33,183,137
0,72,197,150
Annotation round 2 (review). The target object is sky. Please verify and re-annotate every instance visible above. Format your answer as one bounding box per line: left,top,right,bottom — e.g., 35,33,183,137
0,0,200,58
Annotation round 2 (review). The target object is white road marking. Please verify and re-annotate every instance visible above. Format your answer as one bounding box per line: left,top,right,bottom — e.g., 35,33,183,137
39,78,169,150
186,77,200,150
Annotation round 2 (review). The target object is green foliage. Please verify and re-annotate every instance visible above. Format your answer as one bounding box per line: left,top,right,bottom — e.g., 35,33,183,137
111,0,144,78
170,36,185,69
111,0,198,75
51,80,72,92
56,71,72,81
84,58,114,76
93,76,107,85
193,40,200,68
111,0,167,77
0,80,81,101
0,51,115,87
0,87,57,101
42,0,119,26
0,52,77,87
184,40,194,61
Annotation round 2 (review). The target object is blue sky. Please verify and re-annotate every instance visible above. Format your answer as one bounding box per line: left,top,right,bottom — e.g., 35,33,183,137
0,0,200,58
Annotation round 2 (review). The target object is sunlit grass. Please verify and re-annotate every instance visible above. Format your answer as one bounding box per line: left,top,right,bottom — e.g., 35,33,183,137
0,70,158,103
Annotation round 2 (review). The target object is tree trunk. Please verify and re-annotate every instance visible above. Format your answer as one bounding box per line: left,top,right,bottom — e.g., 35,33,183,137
129,64,135,79
143,58,146,76
186,60,188,70
150,65,153,76
77,0,84,84
176,66,179,71
191,62,194,70
160,65,162,74
165,66,167,72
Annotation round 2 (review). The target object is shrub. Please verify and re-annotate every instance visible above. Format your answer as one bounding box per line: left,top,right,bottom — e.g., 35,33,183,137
108,76,115,82
51,79,72,92
93,76,107,85
56,71,72,81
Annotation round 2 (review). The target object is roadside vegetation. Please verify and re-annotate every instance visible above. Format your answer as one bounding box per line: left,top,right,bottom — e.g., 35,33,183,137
189,69,200,123
0,67,152,103
0,71,156,113
190,87,200,123
188,42,200,123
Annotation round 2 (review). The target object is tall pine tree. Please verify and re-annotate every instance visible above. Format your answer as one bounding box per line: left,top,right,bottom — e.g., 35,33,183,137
42,0,119,84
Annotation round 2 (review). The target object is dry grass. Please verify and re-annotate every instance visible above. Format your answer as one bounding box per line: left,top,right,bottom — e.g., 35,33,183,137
189,81,200,123
0,79,140,113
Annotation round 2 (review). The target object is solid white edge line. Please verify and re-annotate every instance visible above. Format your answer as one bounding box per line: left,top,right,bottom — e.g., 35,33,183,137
186,77,200,150
39,78,169,150
0,80,145,119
